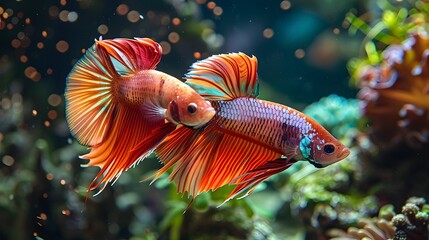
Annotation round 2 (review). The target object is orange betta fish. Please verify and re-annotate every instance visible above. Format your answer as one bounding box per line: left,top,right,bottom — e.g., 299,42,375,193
152,53,350,202
65,38,215,194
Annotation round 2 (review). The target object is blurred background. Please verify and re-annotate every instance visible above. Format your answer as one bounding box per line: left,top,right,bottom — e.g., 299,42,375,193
1,0,428,239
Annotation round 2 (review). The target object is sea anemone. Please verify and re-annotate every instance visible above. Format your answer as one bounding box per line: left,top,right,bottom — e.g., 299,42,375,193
356,31,429,149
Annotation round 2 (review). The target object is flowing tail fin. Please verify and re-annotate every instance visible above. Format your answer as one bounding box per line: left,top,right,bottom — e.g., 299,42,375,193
65,38,174,195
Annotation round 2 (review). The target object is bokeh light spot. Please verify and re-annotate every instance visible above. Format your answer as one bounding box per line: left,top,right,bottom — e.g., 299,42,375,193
48,94,62,107
280,0,291,10
24,66,41,81
172,17,181,26
159,41,171,55
61,209,71,216
46,173,54,181
127,10,141,23
11,39,20,48
59,10,69,22
2,155,15,166
168,32,180,43
49,6,59,18
67,11,78,22
333,28,340,35
37,213,48,221
194,52,201,59
161,15,170,25
48,110,58,120
295,48,305,59
213,6,223,16
207,1,216,10
56,40,69,53
1,98,11,110
263,28,274,38
97,24,109,35
116,4,129,16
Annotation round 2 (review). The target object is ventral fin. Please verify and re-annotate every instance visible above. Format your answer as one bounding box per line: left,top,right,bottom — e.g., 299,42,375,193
82,103,170,195
185,53,259,100
154,125,282,198
225,158,296,202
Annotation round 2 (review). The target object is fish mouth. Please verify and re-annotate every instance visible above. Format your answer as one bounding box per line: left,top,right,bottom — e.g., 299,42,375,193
337,147,350,160
308,159,324,168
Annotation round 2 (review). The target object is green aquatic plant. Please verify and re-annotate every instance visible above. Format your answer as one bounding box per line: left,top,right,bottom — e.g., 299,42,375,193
346,0,429,149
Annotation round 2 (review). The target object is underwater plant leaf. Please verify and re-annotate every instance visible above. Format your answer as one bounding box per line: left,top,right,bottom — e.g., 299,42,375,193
364,41,382,64
345,12,371,36
160,200,187,236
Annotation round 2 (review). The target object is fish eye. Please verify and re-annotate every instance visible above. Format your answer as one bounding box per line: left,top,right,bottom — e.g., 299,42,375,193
323,144,335,154
187,103,198,115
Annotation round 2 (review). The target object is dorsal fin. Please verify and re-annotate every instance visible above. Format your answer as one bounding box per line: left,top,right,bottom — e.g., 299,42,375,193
96,37,162,76
185,53,259,100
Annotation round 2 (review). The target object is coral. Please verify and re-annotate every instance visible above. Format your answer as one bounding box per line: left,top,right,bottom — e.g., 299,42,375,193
356,31,429,149
347,1,429,150
303,94,361,145
328,197,429,240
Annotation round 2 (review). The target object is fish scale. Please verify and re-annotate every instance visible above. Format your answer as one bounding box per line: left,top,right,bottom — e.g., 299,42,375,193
213,97,316,155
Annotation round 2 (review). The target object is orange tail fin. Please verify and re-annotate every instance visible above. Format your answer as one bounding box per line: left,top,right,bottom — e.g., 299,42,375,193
65,38,173,195
155,125,282,198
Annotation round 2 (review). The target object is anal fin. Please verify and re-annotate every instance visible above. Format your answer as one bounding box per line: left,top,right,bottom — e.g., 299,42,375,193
225,158,297,202
154,124,283,199
82,103,172,195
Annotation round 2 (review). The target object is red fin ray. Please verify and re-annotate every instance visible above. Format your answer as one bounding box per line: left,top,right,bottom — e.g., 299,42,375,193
154,125,282,198
82,104,171,192
150,126,205,184
65,44,116,147
225,158,296,201
169,130,223,195
96,38,162,75
185,53,259,100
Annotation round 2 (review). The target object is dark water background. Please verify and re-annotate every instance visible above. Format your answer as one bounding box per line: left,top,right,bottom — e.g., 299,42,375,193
4,1,427,240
